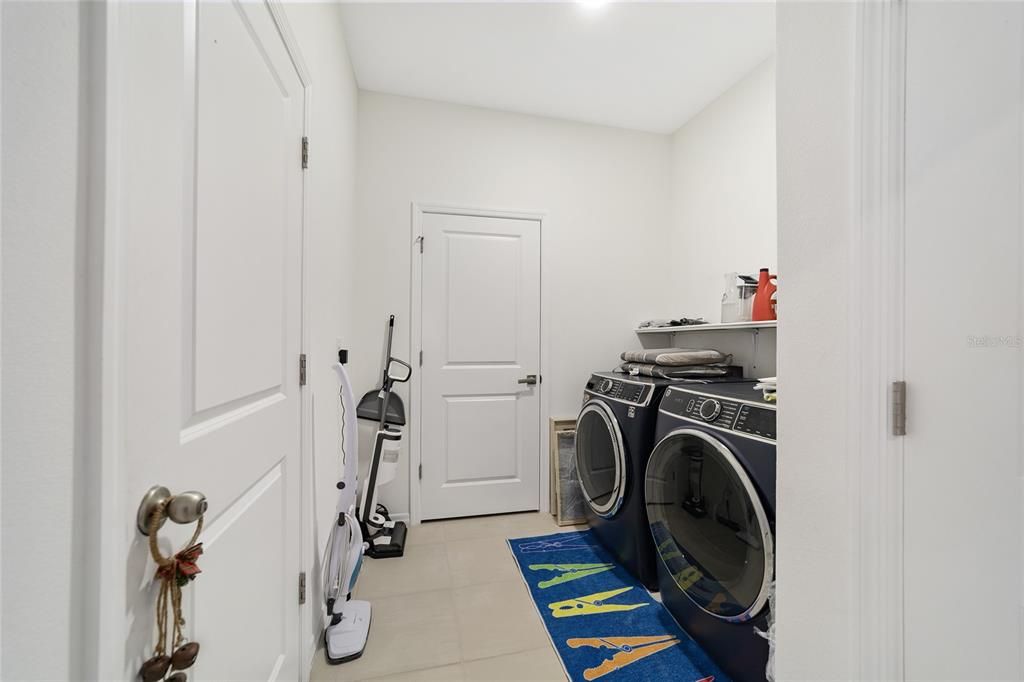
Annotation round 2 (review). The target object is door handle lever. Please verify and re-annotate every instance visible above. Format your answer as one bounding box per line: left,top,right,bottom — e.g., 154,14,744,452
518,374,539,386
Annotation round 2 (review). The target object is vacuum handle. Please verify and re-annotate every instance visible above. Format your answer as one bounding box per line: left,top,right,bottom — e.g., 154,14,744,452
387,358,412,384
381,315,396,385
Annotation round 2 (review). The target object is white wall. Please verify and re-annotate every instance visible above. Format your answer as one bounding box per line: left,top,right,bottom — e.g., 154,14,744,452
352,92,676,517
282,2,360,673
1,3,89,678
669,58,777,323
775,3,857,679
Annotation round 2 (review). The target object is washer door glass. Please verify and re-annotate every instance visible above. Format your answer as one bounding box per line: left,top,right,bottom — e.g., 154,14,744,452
575,401,625,517
645,429,773,622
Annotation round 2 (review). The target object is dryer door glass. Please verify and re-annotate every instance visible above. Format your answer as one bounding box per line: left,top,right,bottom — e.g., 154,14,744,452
645,429,773,622
575,401,625,517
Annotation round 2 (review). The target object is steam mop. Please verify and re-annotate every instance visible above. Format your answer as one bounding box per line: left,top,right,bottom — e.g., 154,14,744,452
357,326,412,559
323,352,370,664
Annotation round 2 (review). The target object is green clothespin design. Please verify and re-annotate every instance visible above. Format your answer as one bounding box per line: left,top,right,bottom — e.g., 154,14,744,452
528,563,615,589
657,538,682,562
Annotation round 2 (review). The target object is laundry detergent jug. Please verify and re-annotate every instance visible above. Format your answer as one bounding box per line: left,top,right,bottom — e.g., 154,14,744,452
752,268,777,321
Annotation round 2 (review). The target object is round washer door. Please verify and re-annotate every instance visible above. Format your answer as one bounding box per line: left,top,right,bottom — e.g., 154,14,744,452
645,428,773,622
575,400,626,518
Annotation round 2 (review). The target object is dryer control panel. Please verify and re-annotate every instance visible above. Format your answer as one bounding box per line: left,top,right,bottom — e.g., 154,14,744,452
661,387,776,441
584,374,652,406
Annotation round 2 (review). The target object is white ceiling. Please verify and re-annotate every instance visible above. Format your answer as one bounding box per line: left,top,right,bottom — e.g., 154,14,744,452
337,2,775,134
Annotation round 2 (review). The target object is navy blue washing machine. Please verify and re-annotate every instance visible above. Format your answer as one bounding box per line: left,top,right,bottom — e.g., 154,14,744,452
574,372,684,590
645,382,776,682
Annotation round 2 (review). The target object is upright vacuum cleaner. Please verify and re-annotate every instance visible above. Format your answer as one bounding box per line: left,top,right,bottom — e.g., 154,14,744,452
323,351,370,664
357,316,412,558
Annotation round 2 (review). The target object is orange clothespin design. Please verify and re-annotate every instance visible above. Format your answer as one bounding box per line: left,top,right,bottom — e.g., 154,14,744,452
567,635,680,680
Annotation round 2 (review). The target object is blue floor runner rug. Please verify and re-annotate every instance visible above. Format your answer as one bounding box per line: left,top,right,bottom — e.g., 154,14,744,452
508,530,729,682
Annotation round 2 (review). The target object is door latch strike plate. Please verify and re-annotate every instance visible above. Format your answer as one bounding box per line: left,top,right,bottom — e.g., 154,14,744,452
299,353,307,387
299,571,306,605
892,381,907,436
301,136,309,170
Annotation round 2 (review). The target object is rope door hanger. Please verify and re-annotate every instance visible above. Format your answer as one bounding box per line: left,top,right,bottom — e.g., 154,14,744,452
140,500,205,682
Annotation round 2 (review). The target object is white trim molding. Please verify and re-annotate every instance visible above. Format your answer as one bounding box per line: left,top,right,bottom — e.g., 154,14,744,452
409,202,549,525
851,1,907,679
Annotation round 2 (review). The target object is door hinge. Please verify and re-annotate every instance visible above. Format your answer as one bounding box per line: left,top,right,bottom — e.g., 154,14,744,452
418,463,422,480
299,353,307,387
416,235,424,253
298,571,307,605
419,350,423,367
301,136,309,170
891,381,907,436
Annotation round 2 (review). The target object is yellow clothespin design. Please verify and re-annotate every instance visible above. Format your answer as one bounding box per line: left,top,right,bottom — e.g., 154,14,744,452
548,587,648,619
528,563,615,589
567,635,680,680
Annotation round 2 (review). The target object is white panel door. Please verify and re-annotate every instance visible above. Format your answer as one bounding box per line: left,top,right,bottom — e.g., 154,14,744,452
419,212,541,520
115,1,304,679
904,2,1023,679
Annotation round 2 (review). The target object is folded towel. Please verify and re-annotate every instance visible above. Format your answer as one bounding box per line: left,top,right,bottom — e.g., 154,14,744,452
616,362,731,379
620,348,730,367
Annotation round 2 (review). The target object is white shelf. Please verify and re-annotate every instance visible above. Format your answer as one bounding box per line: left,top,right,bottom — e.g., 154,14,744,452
634,320,777,334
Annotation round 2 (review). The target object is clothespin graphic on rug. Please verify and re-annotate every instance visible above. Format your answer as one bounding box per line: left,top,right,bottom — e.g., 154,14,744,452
135,486,209,682
548,587,648,619
567,635,681,681
528,563,615,589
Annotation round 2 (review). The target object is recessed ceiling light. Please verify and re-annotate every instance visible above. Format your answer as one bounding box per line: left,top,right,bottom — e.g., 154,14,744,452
578,0,610,12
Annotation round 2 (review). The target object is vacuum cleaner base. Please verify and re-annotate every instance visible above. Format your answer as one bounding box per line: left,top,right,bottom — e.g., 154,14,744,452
324,599,371,665
364,521,407,559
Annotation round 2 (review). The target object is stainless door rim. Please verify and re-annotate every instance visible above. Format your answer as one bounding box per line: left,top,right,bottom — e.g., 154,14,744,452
647,427,775,623
576,400,626,518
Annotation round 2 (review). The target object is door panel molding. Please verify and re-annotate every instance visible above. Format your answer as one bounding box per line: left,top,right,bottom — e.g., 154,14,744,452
410,203,548,525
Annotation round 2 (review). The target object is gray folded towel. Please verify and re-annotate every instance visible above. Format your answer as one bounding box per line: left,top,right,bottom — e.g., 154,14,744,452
616,362,731,379
620,348,730,367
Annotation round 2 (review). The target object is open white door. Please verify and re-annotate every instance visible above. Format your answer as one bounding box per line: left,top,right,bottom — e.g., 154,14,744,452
417,211,542,520
108,2,305,678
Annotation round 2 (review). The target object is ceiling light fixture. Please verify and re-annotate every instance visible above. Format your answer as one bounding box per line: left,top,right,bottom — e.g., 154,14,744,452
578,0,610,12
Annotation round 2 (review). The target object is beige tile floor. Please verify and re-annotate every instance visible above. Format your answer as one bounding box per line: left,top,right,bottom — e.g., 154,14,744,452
312,512,586,682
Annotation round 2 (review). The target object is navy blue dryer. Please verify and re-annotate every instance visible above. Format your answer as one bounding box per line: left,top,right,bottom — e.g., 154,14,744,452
574,372,682,590
645,382,776,682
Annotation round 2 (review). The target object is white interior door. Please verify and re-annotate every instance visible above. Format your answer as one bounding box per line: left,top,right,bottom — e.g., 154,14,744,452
419,212,541,520
115,1,304,679
904,2,1023,678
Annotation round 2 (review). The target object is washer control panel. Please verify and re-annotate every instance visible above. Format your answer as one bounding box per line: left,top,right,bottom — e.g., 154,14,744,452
584,374,651,406
661,387,776,441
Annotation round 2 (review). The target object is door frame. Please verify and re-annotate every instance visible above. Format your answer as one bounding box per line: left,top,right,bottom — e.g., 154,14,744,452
409,202,549,525
849,0,906,678
89,2,312,678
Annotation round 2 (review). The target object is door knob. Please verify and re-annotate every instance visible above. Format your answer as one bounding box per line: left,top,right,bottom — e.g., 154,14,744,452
517,374,539,386
137,485,209,535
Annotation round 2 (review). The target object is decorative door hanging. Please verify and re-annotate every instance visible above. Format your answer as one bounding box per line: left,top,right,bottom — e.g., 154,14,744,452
138,495,205,682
